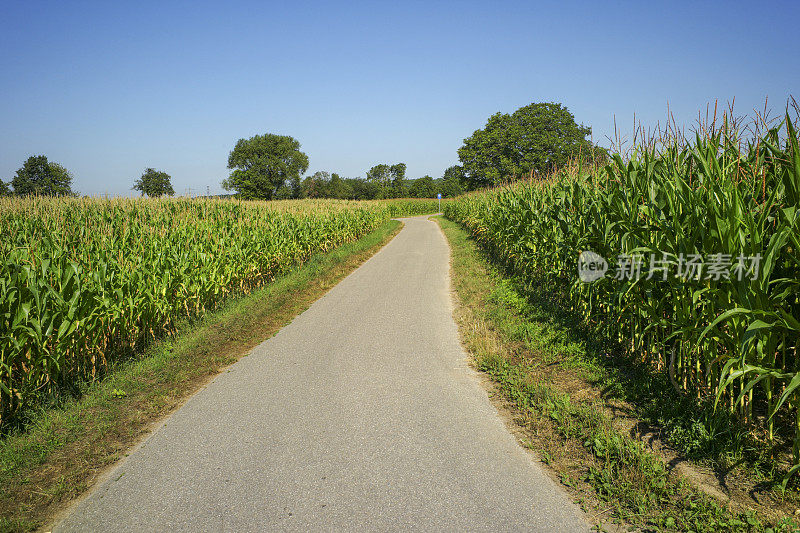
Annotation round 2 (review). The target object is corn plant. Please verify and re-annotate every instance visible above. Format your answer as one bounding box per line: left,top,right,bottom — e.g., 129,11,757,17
0,197,410,426
445,112,800,479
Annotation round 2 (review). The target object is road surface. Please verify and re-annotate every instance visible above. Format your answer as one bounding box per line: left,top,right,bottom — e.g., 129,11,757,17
54,215,589,532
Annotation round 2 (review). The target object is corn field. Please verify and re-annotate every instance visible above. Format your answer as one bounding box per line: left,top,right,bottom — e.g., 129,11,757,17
0,197,438,426
445,114,800,476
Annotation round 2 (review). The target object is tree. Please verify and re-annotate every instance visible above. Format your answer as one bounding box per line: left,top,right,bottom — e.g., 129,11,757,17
457,102,593,190
439,166,465,198
366,163,408,198
327,173,352,199
438,178,463,198
133,168,175,197
301,171,331,198
443,165,465,184
274,184,294,199
0,181,10,197
389,163,407,197
409,176,437,198
288,175,302,199
10,155,74,196
365,163,391,195
222,134,309,200
349,178,380,200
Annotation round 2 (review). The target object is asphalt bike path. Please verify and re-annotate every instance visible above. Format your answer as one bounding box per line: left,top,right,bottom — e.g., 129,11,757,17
54,215,589,532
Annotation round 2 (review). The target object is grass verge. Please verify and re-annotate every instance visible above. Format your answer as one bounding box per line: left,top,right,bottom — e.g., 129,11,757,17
0,220,402,533
434,215,799,532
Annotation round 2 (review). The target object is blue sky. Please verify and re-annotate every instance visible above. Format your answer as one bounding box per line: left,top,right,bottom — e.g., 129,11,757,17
1,0,797,196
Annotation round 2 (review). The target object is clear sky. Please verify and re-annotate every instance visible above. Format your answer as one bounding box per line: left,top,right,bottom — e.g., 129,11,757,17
1,0,797,196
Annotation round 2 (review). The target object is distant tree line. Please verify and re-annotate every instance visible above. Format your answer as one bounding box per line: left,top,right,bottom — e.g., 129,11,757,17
280,167,463,200
222,102,603,200
222,133,463,200
3,101,601,200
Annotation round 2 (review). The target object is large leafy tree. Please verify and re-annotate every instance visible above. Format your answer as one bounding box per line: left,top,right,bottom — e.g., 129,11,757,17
133,168,175,197
223,133,309,200
10,155,74,196
458,102,593,190
0,180,10,197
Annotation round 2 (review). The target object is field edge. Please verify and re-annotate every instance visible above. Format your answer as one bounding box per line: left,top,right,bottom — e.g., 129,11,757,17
433,215,798,533
0,219,403,533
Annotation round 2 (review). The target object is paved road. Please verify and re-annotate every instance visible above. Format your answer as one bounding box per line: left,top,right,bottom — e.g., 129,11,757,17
54,216,589,532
